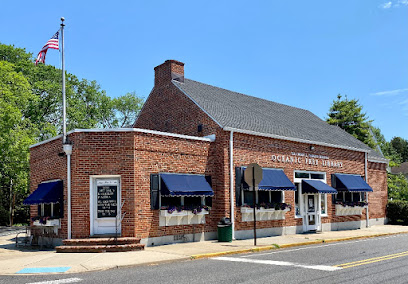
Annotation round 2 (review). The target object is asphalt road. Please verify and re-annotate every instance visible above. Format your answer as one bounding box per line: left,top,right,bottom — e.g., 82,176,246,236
3,234,408,284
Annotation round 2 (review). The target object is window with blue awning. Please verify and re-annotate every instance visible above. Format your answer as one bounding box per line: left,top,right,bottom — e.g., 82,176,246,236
23,180,63,205
302,180,338,194
160,173,214,197
242,168,296,191
333,174,373,192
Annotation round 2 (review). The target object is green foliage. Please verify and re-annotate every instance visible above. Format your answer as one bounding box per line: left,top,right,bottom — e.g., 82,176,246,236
371,126,403,164
108,92,144,128
327,94,375,148
0,61,37,226
0,43,144,225
387,200,408,224
388,174,408,201
390,137,408,162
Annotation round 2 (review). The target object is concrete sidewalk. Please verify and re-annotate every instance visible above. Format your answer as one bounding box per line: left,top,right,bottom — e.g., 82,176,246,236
2,224,408,275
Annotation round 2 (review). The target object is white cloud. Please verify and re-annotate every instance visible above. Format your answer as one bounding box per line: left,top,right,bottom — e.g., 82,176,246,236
379,0,408,8
399,98,408,105
399,99,408,116
380,1,393,8
371,88,408,96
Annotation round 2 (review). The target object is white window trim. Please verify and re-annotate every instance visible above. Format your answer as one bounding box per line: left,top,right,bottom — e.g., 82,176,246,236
39,203,57,217
293,170,328,218
160,196,207,207
335,191,365,203
241,187,284,206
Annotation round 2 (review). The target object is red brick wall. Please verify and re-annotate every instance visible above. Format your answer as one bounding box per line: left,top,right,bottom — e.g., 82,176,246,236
30,129,387,240
30,138,68,236
234,133,386,230
154,60,184,87
31,131,216,239
135,62,219,137
368,161,388,219
135,83,220,137
69,131,136,238
131,132,216,239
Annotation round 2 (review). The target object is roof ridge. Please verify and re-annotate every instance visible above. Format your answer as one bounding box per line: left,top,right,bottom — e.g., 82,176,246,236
181,78,316,115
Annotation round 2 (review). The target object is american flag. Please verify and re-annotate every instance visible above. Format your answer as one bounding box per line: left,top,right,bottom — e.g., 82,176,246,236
35,30,60,65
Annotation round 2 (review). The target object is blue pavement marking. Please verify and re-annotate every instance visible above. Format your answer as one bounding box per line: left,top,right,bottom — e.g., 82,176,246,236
16,267,71,274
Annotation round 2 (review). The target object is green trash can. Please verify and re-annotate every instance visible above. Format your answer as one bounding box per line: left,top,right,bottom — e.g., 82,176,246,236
218,217,232,242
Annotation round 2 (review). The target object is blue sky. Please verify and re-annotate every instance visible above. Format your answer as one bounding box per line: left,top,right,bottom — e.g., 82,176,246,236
1,0,407,141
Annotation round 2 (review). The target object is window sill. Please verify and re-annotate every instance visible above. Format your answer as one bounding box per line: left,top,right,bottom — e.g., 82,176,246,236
335,204,366,216
33,219,60,227
240,207,290,221
159,210,209,226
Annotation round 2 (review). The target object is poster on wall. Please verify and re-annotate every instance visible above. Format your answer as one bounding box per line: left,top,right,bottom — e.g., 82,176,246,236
97,184,118,218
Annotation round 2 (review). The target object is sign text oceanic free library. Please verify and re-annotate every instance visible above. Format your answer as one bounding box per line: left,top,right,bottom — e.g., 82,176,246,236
271,152,343,168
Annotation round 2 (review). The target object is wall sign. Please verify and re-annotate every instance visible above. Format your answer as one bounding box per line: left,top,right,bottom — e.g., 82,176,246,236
97,185,118,218
271,152,343,168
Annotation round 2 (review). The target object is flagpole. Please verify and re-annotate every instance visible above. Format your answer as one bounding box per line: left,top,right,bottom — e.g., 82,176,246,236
61,17,66,144
60,17,73,240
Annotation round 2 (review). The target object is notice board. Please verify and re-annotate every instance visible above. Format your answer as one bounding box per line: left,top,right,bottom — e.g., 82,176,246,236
97,185,117,218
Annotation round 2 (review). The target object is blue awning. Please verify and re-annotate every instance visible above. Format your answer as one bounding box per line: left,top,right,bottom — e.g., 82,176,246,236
302,180,337,194
257,168,296,191
23,180,63,205
333,174,373,192
160,173,214,197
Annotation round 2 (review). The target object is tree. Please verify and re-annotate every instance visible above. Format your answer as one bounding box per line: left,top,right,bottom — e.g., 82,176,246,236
102,92,144,128
388,161,408,201
371,126,408,201
327,95,375,148
0,61,38,225
390,137,408,163
371,126,402,163
0,43,145,225
0,43,145,140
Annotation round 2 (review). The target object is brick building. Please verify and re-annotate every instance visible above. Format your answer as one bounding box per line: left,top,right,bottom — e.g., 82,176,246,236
27,60,388,246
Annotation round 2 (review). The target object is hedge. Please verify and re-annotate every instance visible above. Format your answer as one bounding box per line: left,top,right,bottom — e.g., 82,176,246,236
387,200,408,224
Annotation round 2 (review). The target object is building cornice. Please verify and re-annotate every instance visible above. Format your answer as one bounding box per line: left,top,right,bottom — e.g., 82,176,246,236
29,128,214,149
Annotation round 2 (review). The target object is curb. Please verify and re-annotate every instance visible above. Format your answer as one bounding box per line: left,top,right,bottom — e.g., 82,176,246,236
191,231,408,260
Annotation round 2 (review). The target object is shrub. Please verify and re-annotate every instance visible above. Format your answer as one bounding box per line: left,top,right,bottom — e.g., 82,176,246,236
387,200,408,224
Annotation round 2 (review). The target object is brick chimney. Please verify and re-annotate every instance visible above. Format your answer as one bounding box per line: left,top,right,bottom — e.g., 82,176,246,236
154,60,185,87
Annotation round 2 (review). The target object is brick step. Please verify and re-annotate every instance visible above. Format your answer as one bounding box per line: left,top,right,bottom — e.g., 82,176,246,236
56,243,145,253
62,237,141,246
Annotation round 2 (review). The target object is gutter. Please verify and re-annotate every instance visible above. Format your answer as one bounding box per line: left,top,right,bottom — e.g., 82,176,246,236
223,127,370,153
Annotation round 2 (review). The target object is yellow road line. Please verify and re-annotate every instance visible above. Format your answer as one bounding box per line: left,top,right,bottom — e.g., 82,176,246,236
335,251,408,269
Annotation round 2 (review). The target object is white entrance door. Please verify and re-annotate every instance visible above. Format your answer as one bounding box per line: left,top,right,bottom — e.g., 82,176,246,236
91,178,120,235
304,194,321,231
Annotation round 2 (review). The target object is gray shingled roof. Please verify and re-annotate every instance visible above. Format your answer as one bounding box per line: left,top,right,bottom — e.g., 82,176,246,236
172,79,386,162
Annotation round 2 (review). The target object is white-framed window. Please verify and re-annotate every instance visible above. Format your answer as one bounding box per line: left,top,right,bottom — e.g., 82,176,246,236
242,188,284,206
334,192,366,203
37,203,61,218
160,196,206,208
294,171,327,217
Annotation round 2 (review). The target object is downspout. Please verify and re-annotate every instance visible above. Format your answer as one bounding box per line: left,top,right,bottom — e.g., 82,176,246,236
365,152,369,228
229,131,235,240
63,144,73,239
